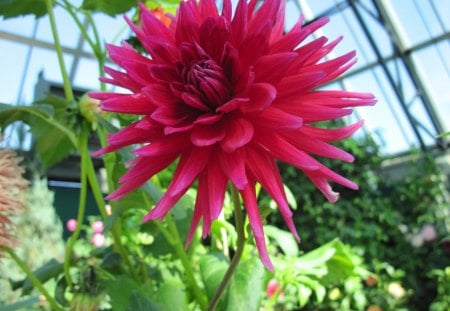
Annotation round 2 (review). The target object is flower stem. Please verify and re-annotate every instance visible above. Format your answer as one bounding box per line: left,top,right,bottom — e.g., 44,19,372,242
207,184,246,311
164,213,208,310
64,128,89,287
45,0,74,102
3,246,64,311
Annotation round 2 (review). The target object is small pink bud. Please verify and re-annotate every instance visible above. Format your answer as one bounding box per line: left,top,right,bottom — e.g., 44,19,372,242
266,279,283,298
91,220,104,234
91,233,106,248
66,219,78,232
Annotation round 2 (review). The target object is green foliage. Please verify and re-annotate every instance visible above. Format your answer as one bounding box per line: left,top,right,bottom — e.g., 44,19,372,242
81,0,137,16
275,134,450,310
429,267,450,311
0,0,50,19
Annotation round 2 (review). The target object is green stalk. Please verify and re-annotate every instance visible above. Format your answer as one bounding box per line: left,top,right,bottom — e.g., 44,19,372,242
86,128,139,281
3,247,64,311
164,213,208,310
64,128,89,287
45,0,74,102
207,185,246,311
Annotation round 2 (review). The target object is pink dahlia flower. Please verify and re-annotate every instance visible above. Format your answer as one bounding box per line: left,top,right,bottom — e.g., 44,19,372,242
92,0,375,270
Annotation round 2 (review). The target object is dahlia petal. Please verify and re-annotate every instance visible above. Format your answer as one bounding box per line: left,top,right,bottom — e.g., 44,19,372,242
306,174,340,203
277,71,326,97
270,17,328,54
252,107,303,130
217,97,249,113
194,113,224,125
245,83,277,112
191,125,225,146
218,149,248,190
164,124,195,135
257,134,320,171
278,104,353,123
230,0,248,45
319,166,358,190
221,118,254,153
139,3,173,40
142,84,178,106
221,0,232,21
254,52,297,85
206,160,228,221
100,93,155,114
200,16,230,62
238,22,271,66
270,0,286,43
247,149,300,241
149,64,180,83
299,120,365,142
249,0,280,34
107,155,176,200
151,106,193,126
181,92,210,111
169,147,212,197
186,174,208,246
106,43,149,67
134,135,188,157
142,186,187,221
142,36,178,64
176,1,200,44
286,37,329,75
240,184,274,271
200,0,219,19
284,133,354,162
122,61,154,85
102,67,142,92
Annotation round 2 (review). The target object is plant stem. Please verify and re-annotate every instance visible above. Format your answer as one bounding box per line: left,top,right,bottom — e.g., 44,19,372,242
45,0,74,102
3,247,64,311
87,128,139,281
164,213,208,310
64,128,89,287
207,184,246,311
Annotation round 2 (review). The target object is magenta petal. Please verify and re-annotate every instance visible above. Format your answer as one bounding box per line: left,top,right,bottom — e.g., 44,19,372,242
246,149,300,241
186,173,208,247
220,118,254,153
218,149,248,190
240,184,274,271
206,160,228,221
252,107,303,130
299,120,364,142
244,83,277,112
191,125,225,146
254,52,297,85
169,147,212,197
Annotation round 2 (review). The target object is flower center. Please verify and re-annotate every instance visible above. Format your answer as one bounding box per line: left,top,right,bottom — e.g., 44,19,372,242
183,59,230,109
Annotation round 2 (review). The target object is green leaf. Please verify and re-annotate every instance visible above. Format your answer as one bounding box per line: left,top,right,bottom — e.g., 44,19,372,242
264,225,299,256
82,0,137,16
0,103,53,128
154,279,188,311
125,292,160,311
9,258,63,294
199,253,228,301
225,257,265,311
297,283,312,308
145,0,179,14
0,0,50,19
104,276,142,311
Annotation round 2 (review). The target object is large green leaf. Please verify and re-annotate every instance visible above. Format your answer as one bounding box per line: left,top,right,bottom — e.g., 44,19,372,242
199,253,228,301
125,292,160,311
0,0,50,19
224,257,265,311
153,279,188,311
264,225,299,256
82,0,137,16
0,101,77,168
